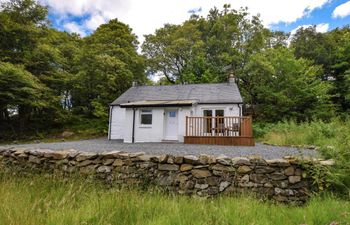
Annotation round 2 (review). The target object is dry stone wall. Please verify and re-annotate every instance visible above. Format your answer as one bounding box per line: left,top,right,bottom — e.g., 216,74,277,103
0,147,331,204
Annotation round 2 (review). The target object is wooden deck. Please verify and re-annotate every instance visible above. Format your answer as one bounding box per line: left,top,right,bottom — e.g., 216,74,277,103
184,116,255,146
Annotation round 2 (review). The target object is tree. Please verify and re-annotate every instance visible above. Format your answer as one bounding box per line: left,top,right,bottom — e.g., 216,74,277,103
142,5,270,84
72,19,145,119
291,26,350,112
0,62,46,135
241,47,334,121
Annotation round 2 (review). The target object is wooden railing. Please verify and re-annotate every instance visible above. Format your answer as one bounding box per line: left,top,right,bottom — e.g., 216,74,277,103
185,116,253,137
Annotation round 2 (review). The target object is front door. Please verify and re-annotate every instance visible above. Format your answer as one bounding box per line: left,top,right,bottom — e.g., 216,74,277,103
164,110,178,140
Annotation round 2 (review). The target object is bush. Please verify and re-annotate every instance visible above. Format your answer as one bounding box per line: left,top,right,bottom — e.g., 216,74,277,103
259,118,350,198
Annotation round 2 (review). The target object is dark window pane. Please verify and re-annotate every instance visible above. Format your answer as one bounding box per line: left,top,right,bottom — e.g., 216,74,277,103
141,114,152,125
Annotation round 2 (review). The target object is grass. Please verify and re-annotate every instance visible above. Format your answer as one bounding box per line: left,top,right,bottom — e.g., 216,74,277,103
0,118,107,144
255,118,350,198
0,173,349,225
255,119,350,147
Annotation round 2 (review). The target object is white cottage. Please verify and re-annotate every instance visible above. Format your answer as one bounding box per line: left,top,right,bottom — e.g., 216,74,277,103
108,76,254,145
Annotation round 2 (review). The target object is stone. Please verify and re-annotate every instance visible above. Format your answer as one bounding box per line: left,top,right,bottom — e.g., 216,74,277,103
167,156,174,164
103,151,122,158
211,164,235,172
129,152,145,158
136,155,153,162
219,181,231,192
97,166,112,173
250,174,268,184
319,159,335,166
180,180,194,190
199,154,210,164
180,164,193,171
76,153,98,162
255,166,275,174
288,176,301,184
216,154,230,165
113,159,124,167
158,174,175,186
206,176,219,186
241,174,250,182
175,174,188,183
103,159,115,166
266,159,290,167
271,180,289,188
158,154,169,163
192,169,211,178
28,155,41,164
284,166,295,176
237,165,252,174
43,151,68,160
264,182,273,188
184,155,199,164
232,157,251,166
174,156,184,164
80,165,97,174
158,164,179,171
269,173,287,181
118,152,130,158
294,168,302,176
61,131,74,138
274,187,283,195
239,182,255,188
77,160,93,167
195,183,209,189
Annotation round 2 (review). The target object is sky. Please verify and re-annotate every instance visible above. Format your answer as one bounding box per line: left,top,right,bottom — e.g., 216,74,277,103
10,0,350,43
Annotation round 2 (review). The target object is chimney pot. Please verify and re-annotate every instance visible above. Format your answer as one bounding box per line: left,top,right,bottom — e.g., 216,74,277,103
228,72,235,85
132,81,137,87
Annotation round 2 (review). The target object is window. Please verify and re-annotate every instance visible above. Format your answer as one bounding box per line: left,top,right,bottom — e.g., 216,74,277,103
140,109,152,125
169,111,176,117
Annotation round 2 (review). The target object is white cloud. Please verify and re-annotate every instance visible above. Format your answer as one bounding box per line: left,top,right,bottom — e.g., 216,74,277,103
84,14,107,30
37,0,330,43
63,22,86,37
290,23,329,36
332,1,350,18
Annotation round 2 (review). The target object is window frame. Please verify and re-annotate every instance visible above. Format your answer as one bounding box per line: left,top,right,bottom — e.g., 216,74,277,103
139,109,153,127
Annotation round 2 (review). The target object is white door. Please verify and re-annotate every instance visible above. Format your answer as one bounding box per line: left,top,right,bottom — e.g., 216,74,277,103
164,110,178,140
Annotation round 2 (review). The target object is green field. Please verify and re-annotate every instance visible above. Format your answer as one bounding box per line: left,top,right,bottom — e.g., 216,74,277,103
0,173,349,225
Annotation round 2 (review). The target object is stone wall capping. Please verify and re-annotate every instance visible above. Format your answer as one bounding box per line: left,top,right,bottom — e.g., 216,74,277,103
0,147,330,204
231,157,251,166
266,159,291,167
184,155,199,164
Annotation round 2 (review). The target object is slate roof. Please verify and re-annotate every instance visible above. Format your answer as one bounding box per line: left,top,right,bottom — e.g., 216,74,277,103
110,82,243,106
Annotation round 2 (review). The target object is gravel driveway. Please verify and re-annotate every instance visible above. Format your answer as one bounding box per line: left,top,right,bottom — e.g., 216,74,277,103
1,138,318,159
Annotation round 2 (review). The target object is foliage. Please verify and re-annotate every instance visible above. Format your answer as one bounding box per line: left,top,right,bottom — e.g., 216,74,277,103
0,173,349,225
0,0,350,140
258,119,350,198
0,0,145,140
241,47,334,121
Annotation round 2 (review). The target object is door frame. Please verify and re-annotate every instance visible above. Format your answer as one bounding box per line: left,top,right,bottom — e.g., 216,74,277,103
202,108,225,136
163,109,179,140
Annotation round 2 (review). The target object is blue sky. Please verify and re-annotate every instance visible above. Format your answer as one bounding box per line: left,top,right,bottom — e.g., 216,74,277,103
34,0,350,42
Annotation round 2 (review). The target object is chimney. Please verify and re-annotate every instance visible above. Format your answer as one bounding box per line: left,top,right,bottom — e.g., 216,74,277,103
228,72,235,85
132,81,137,87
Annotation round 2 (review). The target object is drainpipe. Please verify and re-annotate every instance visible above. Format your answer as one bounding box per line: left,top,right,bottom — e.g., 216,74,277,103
132,108,136,143
238,104,242,117
108,106,112,140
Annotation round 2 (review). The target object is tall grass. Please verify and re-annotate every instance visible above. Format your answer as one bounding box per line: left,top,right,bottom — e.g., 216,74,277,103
0,173,349,225
257,118,350,198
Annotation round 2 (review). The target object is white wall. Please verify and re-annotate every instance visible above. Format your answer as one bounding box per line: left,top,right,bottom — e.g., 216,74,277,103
110,103,241,143
109,106,125,140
